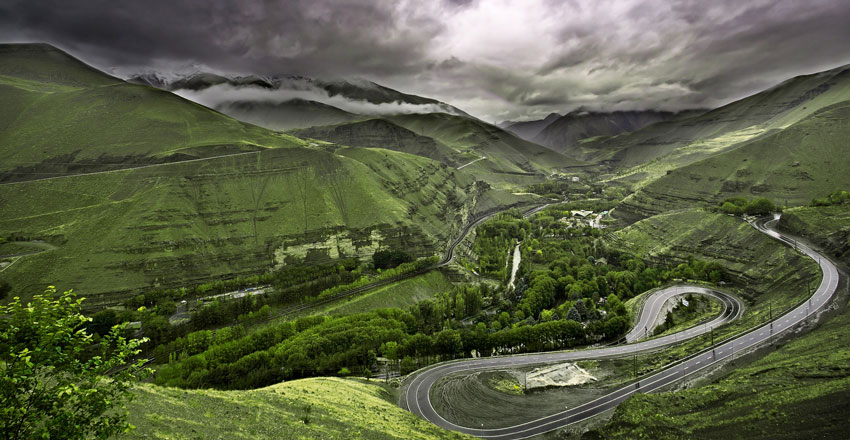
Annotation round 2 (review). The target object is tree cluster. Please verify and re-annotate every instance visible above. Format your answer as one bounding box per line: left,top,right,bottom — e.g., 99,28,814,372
719,197,778,216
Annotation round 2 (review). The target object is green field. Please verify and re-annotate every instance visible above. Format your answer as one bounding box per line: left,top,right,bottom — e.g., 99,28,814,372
125,378,469,440
324,270,454,315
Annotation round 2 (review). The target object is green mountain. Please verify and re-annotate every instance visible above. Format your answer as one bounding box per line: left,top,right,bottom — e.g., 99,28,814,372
0,44,526,303
385,113,586,187
499,112,562,140
505,110,686,158
590,63,850,181
291,118,465,166
128,71,471,130
0,44,302,183
619,100,850,219
292,112,586,191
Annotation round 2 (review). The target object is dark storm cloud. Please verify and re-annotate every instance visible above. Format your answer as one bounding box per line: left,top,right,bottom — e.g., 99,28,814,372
2,0,850,122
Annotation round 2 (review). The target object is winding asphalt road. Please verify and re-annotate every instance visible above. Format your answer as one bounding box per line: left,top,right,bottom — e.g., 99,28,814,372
401,214,839,439
623,286,741,343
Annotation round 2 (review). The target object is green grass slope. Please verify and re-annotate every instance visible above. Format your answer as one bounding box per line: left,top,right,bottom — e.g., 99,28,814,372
0,43,524,305
0,43,121,87
292,118,467,167
0,43,303,181
387,113,579,171
612,209,817,308
126,378,469,440
619,101,850,218
778,204,850,261
384,113,587,191
0,146,487,305
586,63,850,182
530,110,681,156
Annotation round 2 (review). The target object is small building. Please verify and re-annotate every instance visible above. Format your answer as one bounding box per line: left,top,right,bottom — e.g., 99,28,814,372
571,176,580,182
573,210,593,218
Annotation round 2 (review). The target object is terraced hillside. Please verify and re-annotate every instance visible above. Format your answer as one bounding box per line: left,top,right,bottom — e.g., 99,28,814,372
0,143,502,305
0,44,528,304
292,118,468,167
619,101,850,219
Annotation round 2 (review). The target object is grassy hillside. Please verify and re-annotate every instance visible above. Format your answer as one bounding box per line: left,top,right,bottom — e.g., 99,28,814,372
619,101,850,218
0,146,489,305
529,110,681,156
778,204,850,261
324,270,454,316
384,113,587,190
126,378,469,440
0,43,533,305
292,118,469,167
0,43,303,181
612,209,817,310
292,112,585,192
585,63,850,185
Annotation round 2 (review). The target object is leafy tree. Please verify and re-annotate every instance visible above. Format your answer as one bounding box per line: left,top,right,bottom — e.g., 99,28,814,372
745,198,776,215
566,306,581,322
720,201,743,215
0,287,150,440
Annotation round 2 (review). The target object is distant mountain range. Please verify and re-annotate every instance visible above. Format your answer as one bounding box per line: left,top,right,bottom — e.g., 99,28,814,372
501,109,699,157
127,71,468,130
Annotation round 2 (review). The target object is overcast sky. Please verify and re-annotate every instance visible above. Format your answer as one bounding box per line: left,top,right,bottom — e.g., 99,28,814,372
3,0,850,122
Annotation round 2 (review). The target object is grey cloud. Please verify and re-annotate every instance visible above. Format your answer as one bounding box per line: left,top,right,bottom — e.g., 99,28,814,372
2,0,850,122
174,82,461,116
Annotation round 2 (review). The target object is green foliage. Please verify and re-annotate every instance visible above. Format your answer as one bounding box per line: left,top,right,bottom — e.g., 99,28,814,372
0,286,150,440
810,189,850,206
745,197,777,215
719,197,777,216
373,249,413,270
720,201,743,215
